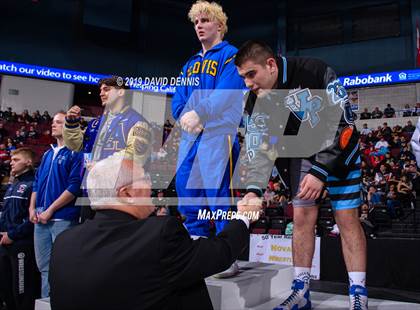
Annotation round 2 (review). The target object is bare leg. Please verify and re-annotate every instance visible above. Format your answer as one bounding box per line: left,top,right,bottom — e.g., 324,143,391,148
334,208,367,272
292,206,319,267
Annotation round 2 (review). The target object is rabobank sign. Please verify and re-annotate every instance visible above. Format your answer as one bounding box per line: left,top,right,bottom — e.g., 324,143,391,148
339,69,420,88
341,73,392,87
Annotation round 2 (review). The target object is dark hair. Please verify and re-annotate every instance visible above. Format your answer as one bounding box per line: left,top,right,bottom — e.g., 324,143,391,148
98,76,129,90
235,40,276,67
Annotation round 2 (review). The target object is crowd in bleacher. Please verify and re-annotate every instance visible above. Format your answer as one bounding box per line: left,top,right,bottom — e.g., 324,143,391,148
359,103,420,119
2,106,420,235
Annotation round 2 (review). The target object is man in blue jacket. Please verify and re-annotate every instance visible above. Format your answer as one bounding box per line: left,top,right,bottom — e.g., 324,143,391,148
0,147,40,310
29,111,84,298
171,0,245,278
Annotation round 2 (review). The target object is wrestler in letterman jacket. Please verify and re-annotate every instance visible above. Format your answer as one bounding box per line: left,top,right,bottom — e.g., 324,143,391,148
244,57,361,197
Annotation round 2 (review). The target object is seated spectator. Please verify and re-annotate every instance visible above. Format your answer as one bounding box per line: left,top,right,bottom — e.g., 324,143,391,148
370,154,383,169
34,110,42,122
264,186,275,205
397,175,413,206
27,126,38,139
402,104,412,117
20,109,33,124
406,163,420,182
413,102,420,116
0,144,10,165
0,123,8,141
389,135,402,149
365,132,376,145
2,107,12,119
386,185,401,218
8,112,18,123
31,112,41,124
13,130,25,145
402,120,415,135
360,123,372,136
393,125,402,134
375,136,389,150
401,146,415,161
360,108,371,120
367,186,383,207
20,126,28,138
389,161,401,179
371,107,383,119
383,152,393,166
381,122,392,140
361,160,373,177
383,104,395,118
374,164,389,188
41,111,52,123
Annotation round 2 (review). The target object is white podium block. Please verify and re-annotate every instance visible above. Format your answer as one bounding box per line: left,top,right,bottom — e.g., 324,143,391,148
35,261,293,310
35,298,51,310
205,261,293,310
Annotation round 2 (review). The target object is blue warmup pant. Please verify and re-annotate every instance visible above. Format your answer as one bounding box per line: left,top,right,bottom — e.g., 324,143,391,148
176,133,239,237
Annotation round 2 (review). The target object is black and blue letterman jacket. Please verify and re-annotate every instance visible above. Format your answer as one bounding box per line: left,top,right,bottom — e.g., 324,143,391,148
244,56,360,196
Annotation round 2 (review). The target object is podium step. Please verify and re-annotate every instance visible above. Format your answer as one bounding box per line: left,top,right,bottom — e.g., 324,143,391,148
35,261,293,310
205,261,293,310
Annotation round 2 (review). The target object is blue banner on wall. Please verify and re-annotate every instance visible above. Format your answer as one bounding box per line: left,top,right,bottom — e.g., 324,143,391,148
338,69,419,88
1,60,419,93
0,60,176,95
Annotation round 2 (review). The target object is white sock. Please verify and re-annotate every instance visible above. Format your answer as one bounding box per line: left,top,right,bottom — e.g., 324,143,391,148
294,267,311,284
348,272,366,287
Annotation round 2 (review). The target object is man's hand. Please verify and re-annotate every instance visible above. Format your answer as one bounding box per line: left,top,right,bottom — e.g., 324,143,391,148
66,105,81,120
297,174,324,200
38,208,54,224
0,232,13,245
237,192,263,223
29,208,38,224
180,110,202,134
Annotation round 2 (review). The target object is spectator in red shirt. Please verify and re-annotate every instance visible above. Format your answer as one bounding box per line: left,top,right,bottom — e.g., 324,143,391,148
0,144,10,164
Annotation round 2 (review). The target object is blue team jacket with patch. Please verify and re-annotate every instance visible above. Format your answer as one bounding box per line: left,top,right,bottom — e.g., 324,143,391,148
33,145,84,221
0,170,34,243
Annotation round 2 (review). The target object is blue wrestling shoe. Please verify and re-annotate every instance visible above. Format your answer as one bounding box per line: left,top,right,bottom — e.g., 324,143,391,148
273,280,312,310
349,285,368,310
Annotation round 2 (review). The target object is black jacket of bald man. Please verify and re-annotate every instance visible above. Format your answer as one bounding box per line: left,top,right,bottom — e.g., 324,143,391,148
49,210,249,310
